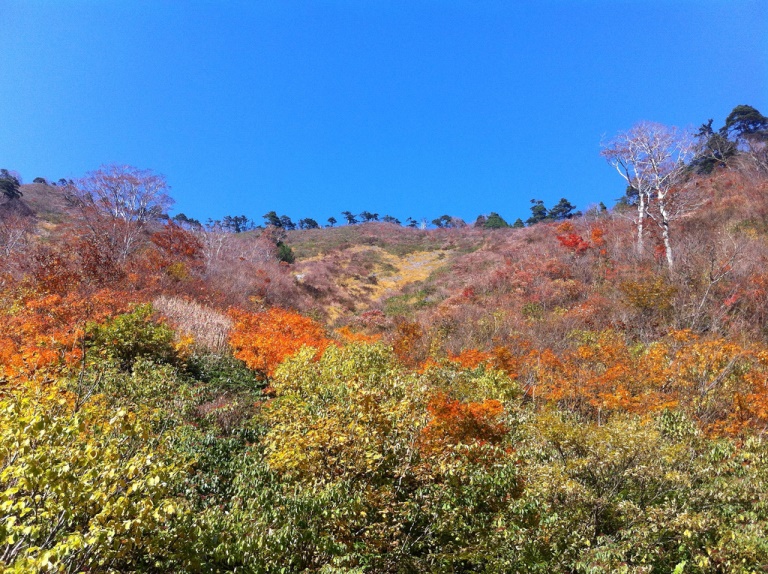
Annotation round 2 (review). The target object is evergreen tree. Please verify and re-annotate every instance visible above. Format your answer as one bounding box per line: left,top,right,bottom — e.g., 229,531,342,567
691,119,737,174
172,213,202,228
0,169,22,200
263,211,282,227
222,215,252,233
432,215,454,228
299,218,320,229
526,200,548,225
548,198,579,220
721,104,768,143
276,242,295,263
279,215,296,230
484,212,510,229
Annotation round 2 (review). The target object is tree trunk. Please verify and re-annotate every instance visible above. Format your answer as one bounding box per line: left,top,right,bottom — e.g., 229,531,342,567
658,198,674,270
636,190,646,253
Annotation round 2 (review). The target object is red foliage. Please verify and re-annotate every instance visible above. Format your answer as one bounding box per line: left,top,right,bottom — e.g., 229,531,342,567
555,222,590,255
150,223,203,263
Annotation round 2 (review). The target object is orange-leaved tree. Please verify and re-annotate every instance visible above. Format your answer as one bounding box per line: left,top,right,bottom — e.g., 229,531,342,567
228,307,332,377
421,392,506,447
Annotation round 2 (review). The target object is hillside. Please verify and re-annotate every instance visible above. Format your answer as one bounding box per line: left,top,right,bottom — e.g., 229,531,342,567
2,142,768,571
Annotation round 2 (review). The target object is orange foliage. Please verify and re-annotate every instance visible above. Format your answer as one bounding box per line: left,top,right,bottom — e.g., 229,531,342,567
391,320,427,368
447,348,493,369
0,288,135,387
229,307,333,376
589,226,607,255
420,392,507,454
516,328,768,436
334,325,381,344
490,345,525,379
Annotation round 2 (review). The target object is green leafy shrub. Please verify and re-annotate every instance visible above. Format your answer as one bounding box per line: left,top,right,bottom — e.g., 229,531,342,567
86,304,178,370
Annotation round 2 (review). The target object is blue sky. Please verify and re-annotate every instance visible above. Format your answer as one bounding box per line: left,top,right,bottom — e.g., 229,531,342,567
2,1,766,226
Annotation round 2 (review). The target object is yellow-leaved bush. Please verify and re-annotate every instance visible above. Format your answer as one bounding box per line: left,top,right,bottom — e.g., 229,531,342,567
242,342,524,570
0,386,193,573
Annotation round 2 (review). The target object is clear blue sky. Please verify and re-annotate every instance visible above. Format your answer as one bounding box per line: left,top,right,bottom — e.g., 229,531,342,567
2,1,766,226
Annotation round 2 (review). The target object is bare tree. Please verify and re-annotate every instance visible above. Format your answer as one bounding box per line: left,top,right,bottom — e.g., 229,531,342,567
602,122,695,270
66,165,173,262
0,214,33,258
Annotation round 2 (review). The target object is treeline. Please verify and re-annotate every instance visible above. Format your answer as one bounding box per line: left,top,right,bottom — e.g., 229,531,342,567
165,198,585,235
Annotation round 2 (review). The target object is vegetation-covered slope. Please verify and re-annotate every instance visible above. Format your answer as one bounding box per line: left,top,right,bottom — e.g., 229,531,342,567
2,108,768,572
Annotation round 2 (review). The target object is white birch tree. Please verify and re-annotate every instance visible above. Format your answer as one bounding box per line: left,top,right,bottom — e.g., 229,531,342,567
602,122,695,270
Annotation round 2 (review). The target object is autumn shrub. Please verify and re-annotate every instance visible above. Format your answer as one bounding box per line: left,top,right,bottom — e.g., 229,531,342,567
0,387,194,572
490,411,768,573
85,304,179,371
200,230,310,309
26,244,81,295
419,392,507,457
217,343,526,571
150,221,204,264
390,318,429,367
334,325,381,344
228,307,332,377
0,289,136,385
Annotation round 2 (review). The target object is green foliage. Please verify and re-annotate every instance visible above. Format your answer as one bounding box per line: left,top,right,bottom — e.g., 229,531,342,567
277,241,296,263
505,412,768,573
384,286,437,316
300,217,321,229
0,169,22,200
432,214,456,228
262,210,282,227
186,352,263,395
548,197,579,220
172,212,202,228
221,214,253,233
484,211,510,229
86,304,178,371
359,210,378,222
527,199,548,225
198,344,526,571
721,104,768,142
522,301,545,320
693,119,737,174
526,198,579,224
